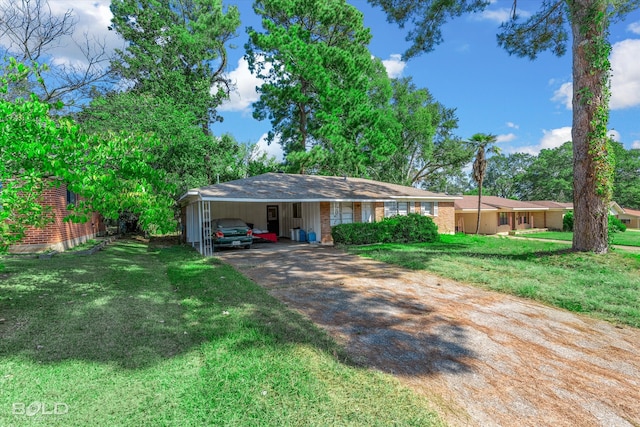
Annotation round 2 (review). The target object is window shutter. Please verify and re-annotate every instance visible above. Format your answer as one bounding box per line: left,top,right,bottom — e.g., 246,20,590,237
433,202,438,216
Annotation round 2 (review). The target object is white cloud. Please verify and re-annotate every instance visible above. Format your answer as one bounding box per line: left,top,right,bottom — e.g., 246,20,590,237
475,7,531,23
512,127,622,155
251,133,284,162
610,39,640,109
551,82,572,110
540,127,572,150
607,129,621,142
477,8,512,23
551,39,640,110
506,122,519,129
381,54,406,78
496,133,516,143
628,22,640,35
632,140,640,149
1,1,122,69
218,57,265,112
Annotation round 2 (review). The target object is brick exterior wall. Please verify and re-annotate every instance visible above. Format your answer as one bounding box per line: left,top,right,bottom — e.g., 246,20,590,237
353,202,362,223
9,184,105,253
317,200,457,245
432,201,455,234
374,202,384,221
319,202,332,244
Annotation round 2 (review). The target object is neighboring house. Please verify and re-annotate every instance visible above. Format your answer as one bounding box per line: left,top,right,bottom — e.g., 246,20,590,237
8,184,106,253
455,195,573,235
178,173,460,256
611,202,640,229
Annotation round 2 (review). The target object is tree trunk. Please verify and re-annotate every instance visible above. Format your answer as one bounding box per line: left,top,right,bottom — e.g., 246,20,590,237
570,0,609,254
475,181,482,235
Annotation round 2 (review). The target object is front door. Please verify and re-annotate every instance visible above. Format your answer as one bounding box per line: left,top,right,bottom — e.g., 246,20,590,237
266,205,279,234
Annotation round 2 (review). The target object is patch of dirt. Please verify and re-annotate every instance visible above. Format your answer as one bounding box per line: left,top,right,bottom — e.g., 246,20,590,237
219,242,640,427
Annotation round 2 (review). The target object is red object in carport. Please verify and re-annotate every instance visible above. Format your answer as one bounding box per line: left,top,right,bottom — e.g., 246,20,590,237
253,232,277,243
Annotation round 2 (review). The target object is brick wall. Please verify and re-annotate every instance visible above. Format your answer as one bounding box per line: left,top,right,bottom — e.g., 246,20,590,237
319,202,332,244
9,184,105,253
432,201,455,234
353,202,362,223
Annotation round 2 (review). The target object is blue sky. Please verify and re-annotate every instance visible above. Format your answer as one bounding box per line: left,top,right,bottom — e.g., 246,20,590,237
9,0,640,160
215,0,640,160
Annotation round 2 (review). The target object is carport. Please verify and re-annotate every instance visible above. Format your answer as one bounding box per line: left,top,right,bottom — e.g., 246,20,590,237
178,172,459,256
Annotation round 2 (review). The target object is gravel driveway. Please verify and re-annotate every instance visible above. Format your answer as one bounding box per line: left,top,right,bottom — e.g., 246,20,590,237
218,242,640,426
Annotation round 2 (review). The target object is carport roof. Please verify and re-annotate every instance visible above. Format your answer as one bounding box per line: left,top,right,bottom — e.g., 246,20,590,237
179,173,460,203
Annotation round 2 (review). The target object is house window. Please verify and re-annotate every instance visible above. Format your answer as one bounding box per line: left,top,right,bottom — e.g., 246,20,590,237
66,189,77,207
421,202,438,216
518,215,529,225
330,202,353,226
384,201,409,217
498,212,509,226
293,202,302,219
621,219,630,225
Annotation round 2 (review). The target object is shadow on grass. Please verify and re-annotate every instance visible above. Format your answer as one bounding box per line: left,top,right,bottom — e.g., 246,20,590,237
0,240,476,380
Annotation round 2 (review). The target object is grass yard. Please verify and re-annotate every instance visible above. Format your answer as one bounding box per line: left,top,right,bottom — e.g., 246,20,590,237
347,234,640,328
0,240,442,426
521,229,640,247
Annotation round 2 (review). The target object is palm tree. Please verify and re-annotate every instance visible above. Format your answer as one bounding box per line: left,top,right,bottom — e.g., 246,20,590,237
468,133,500,235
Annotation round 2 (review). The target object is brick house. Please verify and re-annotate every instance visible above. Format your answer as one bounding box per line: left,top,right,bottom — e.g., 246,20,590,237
8,184,106,253
610,202,640,229
454,195,573,234
178,173,459,256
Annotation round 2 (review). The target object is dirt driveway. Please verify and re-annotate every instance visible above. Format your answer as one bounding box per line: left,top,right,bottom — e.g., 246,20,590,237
218,242,640,426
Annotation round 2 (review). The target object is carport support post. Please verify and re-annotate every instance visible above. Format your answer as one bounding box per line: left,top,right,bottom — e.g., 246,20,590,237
198,201,204,256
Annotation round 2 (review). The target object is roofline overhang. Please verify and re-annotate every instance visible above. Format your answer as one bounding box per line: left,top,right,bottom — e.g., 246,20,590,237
185,196,458,203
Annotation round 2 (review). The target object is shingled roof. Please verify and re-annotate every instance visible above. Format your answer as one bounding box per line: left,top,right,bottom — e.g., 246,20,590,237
455,195,569,211
179,173,459,203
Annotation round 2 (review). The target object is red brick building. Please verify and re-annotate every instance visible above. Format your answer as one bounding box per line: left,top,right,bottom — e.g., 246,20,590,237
9,184,106,253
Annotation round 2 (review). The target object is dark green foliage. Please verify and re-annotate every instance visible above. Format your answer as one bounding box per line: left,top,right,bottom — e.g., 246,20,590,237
563,211,574,232
608,215,627,233
109,0,240,127
497,1,569,60
247,0,399,177
612,143,640,210
367,0,491,59
332,213,439,245
521,141,574,202
372,77,473,187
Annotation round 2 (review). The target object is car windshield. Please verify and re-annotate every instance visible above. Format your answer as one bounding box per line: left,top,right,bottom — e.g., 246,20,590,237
216,219,248,228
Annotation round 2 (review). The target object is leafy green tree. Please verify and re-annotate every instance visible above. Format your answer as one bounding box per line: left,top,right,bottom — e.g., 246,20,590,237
368,0,640,252
522,142,574,202
374,77,472,187
468,133,499,234
612,142,640,209
246,0,399,176
109,0,240,129
0,59,175,251
482,152,534,200
78,92,261,195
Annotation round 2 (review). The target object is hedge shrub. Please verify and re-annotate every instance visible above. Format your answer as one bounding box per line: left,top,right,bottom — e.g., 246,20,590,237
563,211,626,233
332,213,439,245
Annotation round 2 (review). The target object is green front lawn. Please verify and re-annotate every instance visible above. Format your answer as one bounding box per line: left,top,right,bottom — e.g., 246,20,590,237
0,241,442,426
347,234,640,328
522,230,640,247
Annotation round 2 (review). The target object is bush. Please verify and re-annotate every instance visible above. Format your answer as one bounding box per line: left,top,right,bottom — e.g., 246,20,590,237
563,211,574,231
563,211,626,233
608,215,627,233
332,214,439,245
